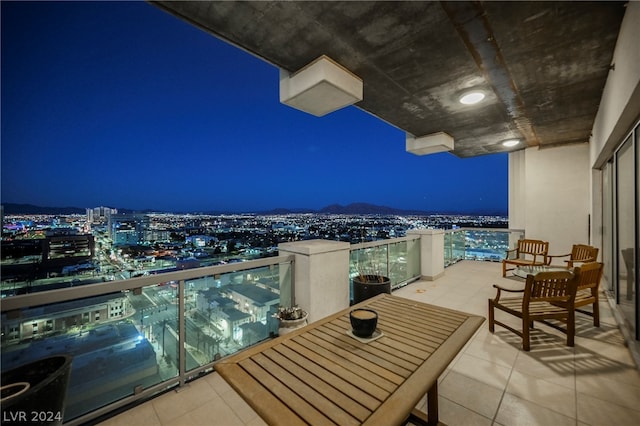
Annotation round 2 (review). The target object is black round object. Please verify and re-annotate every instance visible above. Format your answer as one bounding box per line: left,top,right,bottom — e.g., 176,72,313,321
352,275,391,304
350,308,379,338
1,355,73,426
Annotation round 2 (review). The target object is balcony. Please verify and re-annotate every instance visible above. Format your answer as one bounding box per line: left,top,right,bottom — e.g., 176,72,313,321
2,231,639,425
2,1,638,423
96,260,640,426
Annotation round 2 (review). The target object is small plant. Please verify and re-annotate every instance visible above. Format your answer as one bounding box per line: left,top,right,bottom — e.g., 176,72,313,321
273,305,307,321
355,273,389,283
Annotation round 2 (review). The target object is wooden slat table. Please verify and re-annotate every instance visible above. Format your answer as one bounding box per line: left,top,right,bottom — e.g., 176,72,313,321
215,293,484,426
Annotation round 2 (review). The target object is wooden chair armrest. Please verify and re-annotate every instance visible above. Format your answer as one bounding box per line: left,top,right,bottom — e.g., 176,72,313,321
505,248,518,259
579,283,598,290
546,253,569,265
569,257,596,264
532,253,549,265
493,284,524,293
492,284,524,302
548,253,571,260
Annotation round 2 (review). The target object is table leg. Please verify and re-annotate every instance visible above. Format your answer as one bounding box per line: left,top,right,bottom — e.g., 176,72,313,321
427,380,439,426
406,382,439,426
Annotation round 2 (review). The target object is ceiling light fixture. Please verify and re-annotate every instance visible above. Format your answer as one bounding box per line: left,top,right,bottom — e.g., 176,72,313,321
502,139,520,147
459,91,485,105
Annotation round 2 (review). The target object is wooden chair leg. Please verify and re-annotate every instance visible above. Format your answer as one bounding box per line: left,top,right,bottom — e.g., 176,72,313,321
488,300,495,333
567,309,576,346
567,311,575,347
502,261,507,277
593,300,600,327
522,316,530,351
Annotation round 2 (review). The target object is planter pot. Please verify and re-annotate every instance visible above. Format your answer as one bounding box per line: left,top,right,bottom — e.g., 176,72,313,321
353,275,391,304
350,308,379,338
278,313,308,336
1,355,73,426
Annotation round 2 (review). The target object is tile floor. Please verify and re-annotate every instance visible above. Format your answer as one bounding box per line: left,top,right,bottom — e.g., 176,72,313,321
98,261,640,426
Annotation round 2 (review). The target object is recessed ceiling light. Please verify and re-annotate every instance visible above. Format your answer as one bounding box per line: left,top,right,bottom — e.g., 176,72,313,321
502,139,520,147
459,91,485,105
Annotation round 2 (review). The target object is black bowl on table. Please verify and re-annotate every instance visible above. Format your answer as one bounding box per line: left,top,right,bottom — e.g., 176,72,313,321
349,308,378,338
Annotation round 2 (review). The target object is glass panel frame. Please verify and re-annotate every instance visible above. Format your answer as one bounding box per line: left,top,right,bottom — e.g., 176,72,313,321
0,256,294,423
349,236,422,298
615,134,636,337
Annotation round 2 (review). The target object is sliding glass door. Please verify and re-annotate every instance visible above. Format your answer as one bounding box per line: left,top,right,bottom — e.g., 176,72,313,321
615,127,638,338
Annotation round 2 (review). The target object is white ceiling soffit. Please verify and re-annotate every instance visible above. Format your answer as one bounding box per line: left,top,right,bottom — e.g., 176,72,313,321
406,132,455,156
280,55,363,117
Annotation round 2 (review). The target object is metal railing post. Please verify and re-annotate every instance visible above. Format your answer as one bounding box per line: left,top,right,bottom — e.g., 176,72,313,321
178,278,186,387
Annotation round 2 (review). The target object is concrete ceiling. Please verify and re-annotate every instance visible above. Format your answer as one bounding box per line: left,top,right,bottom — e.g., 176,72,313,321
151,1,626,158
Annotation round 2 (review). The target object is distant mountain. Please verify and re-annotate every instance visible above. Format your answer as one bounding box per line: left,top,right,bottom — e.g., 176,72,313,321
260,202,506,216
318,202,425,215
259,202,435,215
259,207,315,215
255,203,400,215
1,202,506,216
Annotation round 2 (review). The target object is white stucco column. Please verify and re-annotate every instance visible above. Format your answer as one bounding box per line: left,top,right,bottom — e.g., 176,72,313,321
278,239,351,322
508,150,526,232
407,229,445,281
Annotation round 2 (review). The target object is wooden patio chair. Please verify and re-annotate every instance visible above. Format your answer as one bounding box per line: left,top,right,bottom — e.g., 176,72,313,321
488,270,577,351
547,244,598,267
553,261,604,327
502,239,549,277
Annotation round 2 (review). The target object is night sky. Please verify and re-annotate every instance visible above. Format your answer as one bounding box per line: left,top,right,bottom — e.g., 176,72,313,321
1,1,508,214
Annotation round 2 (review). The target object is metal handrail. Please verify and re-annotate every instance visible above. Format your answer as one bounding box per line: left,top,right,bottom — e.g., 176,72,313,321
349,235,422,290
1,255,295,312
349,234,421,250
1,254,295,425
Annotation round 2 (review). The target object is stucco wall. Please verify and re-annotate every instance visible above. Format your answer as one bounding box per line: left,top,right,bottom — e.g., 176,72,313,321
510,144,591,256
508,150,526,231
591,0,640,167
589,0,640,261
510,2,639,257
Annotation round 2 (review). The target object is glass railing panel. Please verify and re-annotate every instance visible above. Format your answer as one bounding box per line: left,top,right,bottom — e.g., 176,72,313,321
184,262,290,371
0,289,175,421
452,230,466,263
443,228,526,267
444,230,465,266
349,236,421,297
405,237,421,284
464,229,509,261
0,255,294,424
387,238,420,289
350,245,388,278
388,241,406,288
129,284,180,382
444,232,453,266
